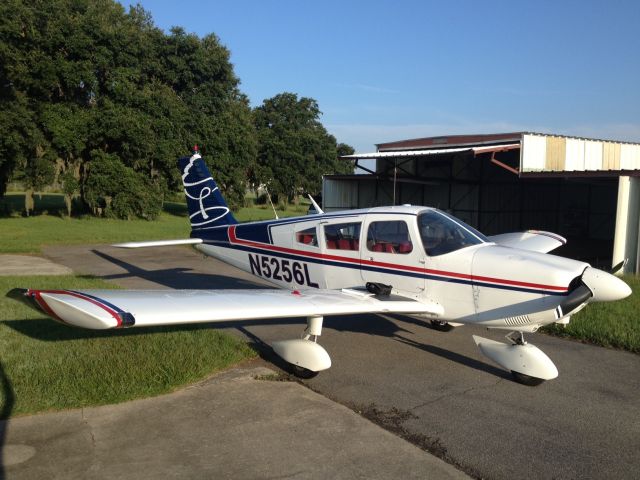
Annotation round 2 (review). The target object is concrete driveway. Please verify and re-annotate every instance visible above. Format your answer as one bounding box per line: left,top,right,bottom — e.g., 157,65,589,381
35,244,640,479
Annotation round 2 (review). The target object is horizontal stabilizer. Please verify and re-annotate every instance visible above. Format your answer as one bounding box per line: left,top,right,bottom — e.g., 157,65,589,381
16,288,444,330
113,239,203,248
488,230,566,253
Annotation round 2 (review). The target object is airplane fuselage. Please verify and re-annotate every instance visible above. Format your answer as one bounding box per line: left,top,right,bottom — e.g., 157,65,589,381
193,205,588,332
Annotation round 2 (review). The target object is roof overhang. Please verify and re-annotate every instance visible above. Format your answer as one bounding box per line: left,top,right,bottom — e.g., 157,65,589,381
341,143,520,160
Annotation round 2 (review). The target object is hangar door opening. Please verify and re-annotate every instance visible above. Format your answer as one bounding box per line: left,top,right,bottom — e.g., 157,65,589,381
324,151,619,268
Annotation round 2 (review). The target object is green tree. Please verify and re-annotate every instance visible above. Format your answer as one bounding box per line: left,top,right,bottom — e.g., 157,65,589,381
0,0,256,217
253,93,354,201
84,150,161,220
60,171,79,217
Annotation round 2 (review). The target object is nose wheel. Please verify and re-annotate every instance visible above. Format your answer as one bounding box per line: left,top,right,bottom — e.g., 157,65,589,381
473,332,559,386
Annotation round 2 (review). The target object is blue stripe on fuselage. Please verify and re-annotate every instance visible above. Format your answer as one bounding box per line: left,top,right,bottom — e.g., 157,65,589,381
202,241,567,296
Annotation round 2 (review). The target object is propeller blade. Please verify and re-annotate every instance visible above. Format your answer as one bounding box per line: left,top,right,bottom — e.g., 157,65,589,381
558,284,592,317
610,259,628,275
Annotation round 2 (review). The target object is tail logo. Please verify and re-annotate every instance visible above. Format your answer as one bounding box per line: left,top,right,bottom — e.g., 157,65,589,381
181,153,231,227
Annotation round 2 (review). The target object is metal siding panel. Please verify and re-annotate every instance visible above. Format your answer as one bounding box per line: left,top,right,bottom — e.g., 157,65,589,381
620,144,640,170
522,134,547,171
565,139,585,171
545,136,566,171
603,142,621,170
584,140,603,171
323,179,358,211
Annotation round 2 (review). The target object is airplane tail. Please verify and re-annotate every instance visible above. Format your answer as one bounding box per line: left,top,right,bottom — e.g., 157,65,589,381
178,149,238,230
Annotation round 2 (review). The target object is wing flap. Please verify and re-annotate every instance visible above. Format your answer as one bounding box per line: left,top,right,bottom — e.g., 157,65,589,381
21,288,443,330
488,230,566,253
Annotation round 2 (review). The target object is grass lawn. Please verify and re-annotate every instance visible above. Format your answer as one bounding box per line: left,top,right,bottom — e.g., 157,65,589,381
0,275,256,418
0,193,308,254
543,275,640,353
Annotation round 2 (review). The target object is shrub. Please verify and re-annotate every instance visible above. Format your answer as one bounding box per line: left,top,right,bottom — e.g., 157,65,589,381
84,151,162,220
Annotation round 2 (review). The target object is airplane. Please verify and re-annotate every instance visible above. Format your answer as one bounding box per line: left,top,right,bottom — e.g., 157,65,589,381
11,148,632,386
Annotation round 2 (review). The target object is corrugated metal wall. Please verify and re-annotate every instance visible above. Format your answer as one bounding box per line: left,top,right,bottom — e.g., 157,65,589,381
522,134,640,172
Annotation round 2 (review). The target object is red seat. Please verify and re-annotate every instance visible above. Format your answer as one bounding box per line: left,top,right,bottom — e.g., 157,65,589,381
302,235,313,244
327,240,337,249
338,239,350,250
373,243,383,252
352,239,360,250
398,242,412,253
384,243,395,253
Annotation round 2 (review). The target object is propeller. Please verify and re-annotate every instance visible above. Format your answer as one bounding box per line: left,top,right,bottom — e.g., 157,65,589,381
558,284,592,317
558,264,631,317
610,258,628,275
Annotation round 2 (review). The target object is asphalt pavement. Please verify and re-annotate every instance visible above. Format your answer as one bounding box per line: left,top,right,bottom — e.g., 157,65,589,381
2,365,465,479
9,244,640,479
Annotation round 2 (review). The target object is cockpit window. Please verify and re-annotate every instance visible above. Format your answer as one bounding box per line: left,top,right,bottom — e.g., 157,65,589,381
418,210,486,256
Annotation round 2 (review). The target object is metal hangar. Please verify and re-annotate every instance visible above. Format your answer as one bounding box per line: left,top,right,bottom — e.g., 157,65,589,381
323,132,640,273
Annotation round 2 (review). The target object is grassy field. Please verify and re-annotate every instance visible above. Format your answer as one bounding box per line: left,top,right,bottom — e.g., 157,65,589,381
543,275,640,353
0,193,308,254
0,275,256,418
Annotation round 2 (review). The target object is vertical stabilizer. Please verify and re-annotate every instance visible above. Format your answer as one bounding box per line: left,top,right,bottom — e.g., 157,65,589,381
178,150,237,230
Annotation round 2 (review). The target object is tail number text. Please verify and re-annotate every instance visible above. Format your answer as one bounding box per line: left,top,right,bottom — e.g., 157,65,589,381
248,254,319,288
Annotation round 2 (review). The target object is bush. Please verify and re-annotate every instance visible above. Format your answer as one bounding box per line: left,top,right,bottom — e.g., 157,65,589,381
84,151,162,220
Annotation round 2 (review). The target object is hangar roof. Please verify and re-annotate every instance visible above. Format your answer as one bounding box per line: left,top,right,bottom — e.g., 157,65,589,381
343,132,640,177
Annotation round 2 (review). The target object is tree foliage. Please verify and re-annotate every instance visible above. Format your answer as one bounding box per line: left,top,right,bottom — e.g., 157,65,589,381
0,1,352,218
252,93,354,201
0,0,255,217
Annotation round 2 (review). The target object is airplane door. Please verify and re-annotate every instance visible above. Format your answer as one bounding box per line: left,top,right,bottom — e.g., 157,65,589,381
360,215,426,295
418,210,478,321
319,218,364,289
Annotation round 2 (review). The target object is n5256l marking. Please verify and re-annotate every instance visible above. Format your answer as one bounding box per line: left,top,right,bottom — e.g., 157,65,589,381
248,254,319,288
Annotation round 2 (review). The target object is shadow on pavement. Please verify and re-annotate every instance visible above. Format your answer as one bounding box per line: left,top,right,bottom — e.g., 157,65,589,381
90,249,269,290
393,334,512,380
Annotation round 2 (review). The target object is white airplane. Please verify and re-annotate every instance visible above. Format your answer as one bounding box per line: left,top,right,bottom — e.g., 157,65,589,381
13,149,632,385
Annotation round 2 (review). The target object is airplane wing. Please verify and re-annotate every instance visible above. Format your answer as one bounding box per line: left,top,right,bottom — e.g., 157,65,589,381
14,288,443,330
487,230,566,253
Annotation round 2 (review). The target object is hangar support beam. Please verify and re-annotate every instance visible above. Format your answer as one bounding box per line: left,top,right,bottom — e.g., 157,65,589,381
613,176,640,274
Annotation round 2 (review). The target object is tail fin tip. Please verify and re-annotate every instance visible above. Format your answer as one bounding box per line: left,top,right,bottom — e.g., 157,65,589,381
178,152,237,229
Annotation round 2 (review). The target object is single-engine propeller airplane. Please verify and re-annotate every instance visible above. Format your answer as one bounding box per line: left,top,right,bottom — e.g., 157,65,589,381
12,148,632,385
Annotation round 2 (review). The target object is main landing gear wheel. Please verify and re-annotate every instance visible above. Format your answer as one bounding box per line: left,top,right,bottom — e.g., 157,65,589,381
511,371,546,386
430,319,454,332
291,364,319,379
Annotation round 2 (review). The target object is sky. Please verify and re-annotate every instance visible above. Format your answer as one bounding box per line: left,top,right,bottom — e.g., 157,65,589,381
121,0,640,153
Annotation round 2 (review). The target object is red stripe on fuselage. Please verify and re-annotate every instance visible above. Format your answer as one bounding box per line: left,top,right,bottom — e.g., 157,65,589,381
227,226,568,293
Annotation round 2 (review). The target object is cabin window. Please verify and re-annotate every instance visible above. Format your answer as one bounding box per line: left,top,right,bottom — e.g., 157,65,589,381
324,222,361,250
296,227,318,247
366,221,413,254
418,210,485,256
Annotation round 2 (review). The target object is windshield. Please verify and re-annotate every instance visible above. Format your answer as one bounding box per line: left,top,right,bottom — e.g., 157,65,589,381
418,210,487,256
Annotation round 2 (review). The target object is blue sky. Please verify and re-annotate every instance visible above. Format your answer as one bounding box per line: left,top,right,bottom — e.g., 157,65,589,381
121,0,639,152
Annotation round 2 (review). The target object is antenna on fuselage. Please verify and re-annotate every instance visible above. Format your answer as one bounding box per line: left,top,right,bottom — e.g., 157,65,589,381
264,186,279,220
308,194,324,214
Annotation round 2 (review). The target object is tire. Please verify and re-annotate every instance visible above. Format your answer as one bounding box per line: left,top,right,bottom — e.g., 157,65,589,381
511,371,545,386
430,320,454,332
291,365,319,379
